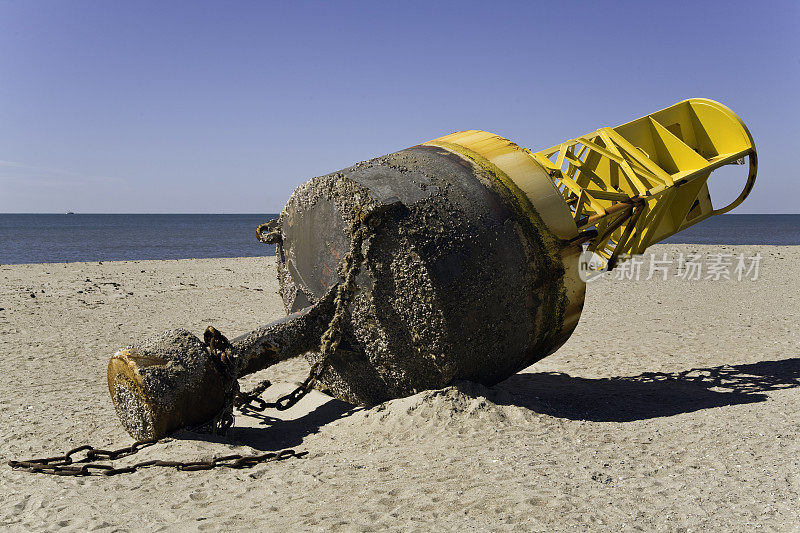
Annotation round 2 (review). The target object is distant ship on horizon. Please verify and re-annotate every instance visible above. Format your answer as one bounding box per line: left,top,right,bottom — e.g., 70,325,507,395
65,211,75,215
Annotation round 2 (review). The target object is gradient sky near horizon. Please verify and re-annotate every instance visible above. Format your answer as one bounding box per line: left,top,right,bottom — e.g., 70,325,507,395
1,0,798,213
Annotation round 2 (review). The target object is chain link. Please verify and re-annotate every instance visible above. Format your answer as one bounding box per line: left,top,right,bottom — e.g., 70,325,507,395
255,219,281,244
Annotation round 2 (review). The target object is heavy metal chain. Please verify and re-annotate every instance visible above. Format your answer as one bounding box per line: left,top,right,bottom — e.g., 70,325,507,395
199,326,240,435
8,217,368,476
236,219,368,413
8,439,306,476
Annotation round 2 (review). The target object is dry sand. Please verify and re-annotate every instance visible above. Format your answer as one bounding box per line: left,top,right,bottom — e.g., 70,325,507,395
1,244,798,532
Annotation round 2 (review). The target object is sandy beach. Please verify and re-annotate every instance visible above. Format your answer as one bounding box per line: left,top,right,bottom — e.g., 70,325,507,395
1,244,798,532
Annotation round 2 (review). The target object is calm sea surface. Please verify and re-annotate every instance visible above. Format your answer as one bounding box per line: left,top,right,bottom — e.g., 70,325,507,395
0,214,278,264
0,213,797,265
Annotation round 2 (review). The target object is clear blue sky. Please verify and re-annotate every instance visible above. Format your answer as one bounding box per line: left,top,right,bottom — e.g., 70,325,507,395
1,0,798,213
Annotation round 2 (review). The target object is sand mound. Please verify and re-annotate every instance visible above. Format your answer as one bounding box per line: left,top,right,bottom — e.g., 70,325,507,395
335,381,545,434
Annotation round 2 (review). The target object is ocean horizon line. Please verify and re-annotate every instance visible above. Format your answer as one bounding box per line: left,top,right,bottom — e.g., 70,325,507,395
2,213,799,265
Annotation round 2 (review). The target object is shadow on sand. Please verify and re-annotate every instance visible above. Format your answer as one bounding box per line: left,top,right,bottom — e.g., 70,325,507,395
490,357,800,422
176,396,360,452
179,357,800,450
230,398,359,451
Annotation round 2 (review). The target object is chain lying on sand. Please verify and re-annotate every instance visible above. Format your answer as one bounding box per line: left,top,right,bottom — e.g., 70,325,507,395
8,217,369,476
8,441,306,477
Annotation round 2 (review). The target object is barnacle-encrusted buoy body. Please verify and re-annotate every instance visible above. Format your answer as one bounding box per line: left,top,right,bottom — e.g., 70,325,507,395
275,132,585,405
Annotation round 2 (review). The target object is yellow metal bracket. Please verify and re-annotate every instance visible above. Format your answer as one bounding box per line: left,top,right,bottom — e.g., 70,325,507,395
527,98,757,267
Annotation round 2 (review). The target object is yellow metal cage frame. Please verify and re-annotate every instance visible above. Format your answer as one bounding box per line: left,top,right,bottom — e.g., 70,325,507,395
527,98,757,267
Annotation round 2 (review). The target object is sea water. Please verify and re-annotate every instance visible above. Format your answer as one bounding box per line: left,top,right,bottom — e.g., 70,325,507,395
0,213,797,265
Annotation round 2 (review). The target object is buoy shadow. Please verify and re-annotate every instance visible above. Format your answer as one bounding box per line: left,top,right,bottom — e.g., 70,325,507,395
488,357,800,422
231,398,359,451
176,357,800,449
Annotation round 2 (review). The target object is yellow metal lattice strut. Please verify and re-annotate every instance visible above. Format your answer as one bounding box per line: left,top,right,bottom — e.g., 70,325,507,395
527,98,757,267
